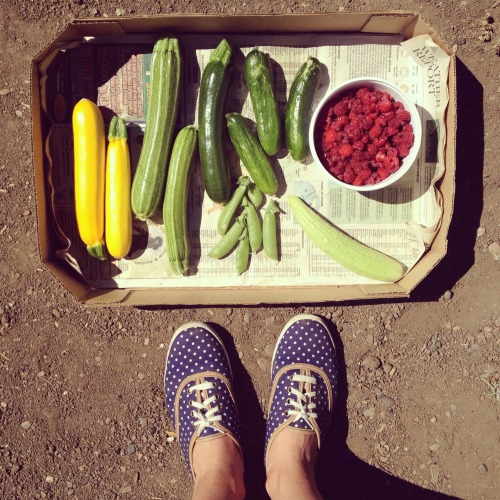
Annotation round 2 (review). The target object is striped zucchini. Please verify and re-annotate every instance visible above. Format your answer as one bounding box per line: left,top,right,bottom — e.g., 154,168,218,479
131,37,181,220
288,195,405,282
198,39,233,204
72,98,106,260
285,57,321,162
105,116,132,260
163,126,198,276
244,49,281,156
226,112,278,195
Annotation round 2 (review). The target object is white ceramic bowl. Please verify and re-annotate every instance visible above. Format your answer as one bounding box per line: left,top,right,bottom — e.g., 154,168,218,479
309,77,422,192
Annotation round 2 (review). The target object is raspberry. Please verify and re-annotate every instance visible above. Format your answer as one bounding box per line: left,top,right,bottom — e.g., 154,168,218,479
377,100,393,113
333,100,348,116
398,145,410,157
323,128,337,145
352,176,364,186
396,109,411,122
343,168,356,184
377,168,391,180
339,143,353,157
369,124,382,138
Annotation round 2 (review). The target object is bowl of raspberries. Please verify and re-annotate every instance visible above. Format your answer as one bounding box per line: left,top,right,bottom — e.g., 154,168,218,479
309,77,422,191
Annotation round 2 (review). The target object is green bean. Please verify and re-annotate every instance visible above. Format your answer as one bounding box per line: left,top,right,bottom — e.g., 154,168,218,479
247,182,264,208
245,201,262,253
208,213,246,259
263,199,280,261
236,228,250,275
217,176,250,235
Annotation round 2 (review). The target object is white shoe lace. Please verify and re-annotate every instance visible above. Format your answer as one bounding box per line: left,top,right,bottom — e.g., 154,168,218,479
286,373,317,430
188,381,223,437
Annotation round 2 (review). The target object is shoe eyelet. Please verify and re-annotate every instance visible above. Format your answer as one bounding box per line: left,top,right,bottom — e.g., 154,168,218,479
211,382,216,388
190,410,195,416
286,398,291,405
284,410,289,416
215,394,220,400
287,387,292,393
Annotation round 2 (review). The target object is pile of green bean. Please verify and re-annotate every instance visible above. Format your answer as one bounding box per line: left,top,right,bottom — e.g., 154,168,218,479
208,176,280,274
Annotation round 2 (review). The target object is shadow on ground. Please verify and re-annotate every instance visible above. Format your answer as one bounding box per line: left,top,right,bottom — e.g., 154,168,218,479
412,57,484,302
216,320,459,500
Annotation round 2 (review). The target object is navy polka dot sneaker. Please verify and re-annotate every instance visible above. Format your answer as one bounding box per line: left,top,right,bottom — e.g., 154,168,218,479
265,314,339,466
164,322,242,478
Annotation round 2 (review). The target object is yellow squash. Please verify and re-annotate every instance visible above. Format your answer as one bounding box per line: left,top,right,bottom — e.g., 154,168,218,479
105,116,132,259
72,98,106,259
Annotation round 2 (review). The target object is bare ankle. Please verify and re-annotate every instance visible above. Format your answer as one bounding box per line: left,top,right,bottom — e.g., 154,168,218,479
192,436,245,500
265,429,321,500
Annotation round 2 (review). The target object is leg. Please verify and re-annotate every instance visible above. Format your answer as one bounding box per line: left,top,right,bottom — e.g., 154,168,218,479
264,314,339,500
266,429,322,500
164,322,245,500
192,436,245,500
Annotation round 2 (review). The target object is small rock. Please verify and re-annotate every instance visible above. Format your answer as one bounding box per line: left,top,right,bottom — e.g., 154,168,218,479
456,38,467,45
226,308,232,316
264,343,274,357
366,333,374,345
133,471,140,483
120,485,132,494
380,396,396,408
265,316,276,326
430,443,440,452
15,110,23,117
443,290,453,301
476,227,486,237
104,417,111,425
46,475,54,483
478,463,488,473
363,407,376,418
115,7,126,16
243,313,251,324
430,416,437,423
20,421,31,430
52,308,61,318
0,89,11,96
126,443,136,455
137,373,145,380
361,355,381,371
488,241,500,260
382,363,393,374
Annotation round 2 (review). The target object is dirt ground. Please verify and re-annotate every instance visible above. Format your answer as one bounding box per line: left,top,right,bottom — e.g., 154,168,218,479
0,0,499,499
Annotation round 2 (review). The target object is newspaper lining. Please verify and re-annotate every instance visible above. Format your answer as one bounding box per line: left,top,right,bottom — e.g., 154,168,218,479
40,33,450,289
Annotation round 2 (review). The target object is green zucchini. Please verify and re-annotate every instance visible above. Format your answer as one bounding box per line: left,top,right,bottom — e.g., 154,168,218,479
244,49,281,156
163,126,198,276
288,195,405,282
285,57,321,162
131,37,181,220
226,112,278,195
198,39,233,204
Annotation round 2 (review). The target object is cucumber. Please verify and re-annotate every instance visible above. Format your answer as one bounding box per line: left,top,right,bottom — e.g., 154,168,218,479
163,126,198,276
244,49,281,156
288,195,405,282
198,39,233,204
285,57,321,162
131,38,181,220
226,112,278,196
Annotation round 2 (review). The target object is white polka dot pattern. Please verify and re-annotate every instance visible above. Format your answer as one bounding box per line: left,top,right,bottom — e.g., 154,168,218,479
265,316,338,460
164,324,240,476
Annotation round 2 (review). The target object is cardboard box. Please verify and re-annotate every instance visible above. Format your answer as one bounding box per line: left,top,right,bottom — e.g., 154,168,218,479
31,12,456,306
